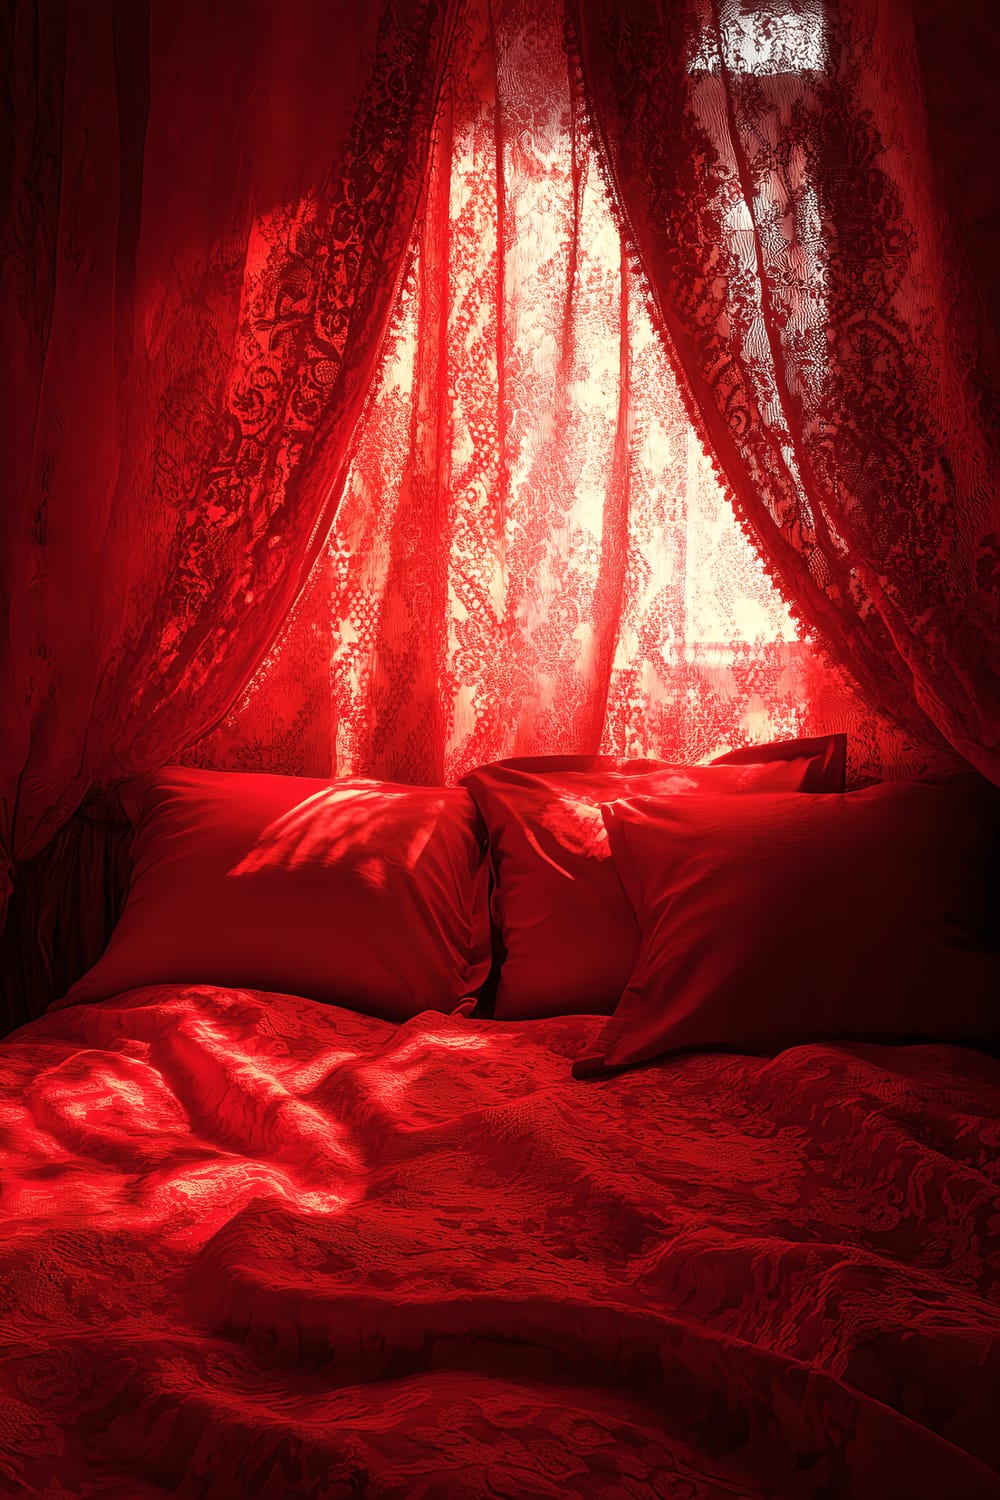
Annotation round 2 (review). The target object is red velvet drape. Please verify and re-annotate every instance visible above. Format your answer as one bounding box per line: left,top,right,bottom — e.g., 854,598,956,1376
0,0,456,961
571,0,1000,784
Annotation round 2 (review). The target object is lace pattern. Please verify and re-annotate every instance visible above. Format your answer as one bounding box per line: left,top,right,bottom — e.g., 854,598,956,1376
570,0,998,780
1,985,998,1495
196,0,955,788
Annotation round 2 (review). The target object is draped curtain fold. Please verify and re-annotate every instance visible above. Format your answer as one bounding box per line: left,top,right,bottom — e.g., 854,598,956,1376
327,0,825,786
200,0,946,792
1,0,457,990
570,0,1000,785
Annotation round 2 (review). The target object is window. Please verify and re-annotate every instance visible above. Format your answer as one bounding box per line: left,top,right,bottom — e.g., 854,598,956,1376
210,1,842,784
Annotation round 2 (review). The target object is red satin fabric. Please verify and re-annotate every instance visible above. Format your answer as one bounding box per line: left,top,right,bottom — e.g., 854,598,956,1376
462,738,844,1020
571,0,1000,784
1,986,999,1496
60,768,493,1018
577,780,999,1077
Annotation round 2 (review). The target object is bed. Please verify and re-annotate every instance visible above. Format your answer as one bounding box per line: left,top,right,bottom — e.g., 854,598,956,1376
1,747,997,1498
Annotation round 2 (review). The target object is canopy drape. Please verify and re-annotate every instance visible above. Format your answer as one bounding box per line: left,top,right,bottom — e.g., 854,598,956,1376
0,0,456,981
570,0,1000,784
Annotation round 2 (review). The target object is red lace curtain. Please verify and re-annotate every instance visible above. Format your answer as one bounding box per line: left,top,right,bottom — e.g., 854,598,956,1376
4,0,995,1020
199,0,977,788
333,0,833,783
0,0,455,945
571,0,1000,784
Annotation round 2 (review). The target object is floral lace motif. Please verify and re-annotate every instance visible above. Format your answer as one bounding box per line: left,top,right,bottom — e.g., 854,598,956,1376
4,3,453,865
569,0,998,781
1,985,998,1495
200,0,962,788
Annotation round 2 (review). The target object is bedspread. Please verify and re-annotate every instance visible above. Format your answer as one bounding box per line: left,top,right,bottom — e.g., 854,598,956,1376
1,985,998,1498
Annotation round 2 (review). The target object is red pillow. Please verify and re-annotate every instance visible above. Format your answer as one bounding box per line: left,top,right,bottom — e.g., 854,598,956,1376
461,735,846,1019
59,768,492,1020
573,780,999,1078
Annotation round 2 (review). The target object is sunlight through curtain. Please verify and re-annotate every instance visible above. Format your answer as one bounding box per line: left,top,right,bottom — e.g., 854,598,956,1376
201,0,951,786
572,0,999,781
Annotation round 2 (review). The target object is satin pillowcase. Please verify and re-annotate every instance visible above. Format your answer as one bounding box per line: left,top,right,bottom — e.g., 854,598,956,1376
462,735,846,1019
573,781,999,1078
61,768,493,1019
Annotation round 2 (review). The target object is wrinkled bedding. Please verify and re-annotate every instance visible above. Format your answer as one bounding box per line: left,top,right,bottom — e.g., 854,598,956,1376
1,985,998,1498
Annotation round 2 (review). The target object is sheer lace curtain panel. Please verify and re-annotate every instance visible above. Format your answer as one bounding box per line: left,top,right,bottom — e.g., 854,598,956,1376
198,0,972,788
1,0,454,1021
571,0,1000,782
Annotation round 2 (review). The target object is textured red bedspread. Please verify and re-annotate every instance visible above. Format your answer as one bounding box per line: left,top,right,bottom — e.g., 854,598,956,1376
1,986,998,1498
